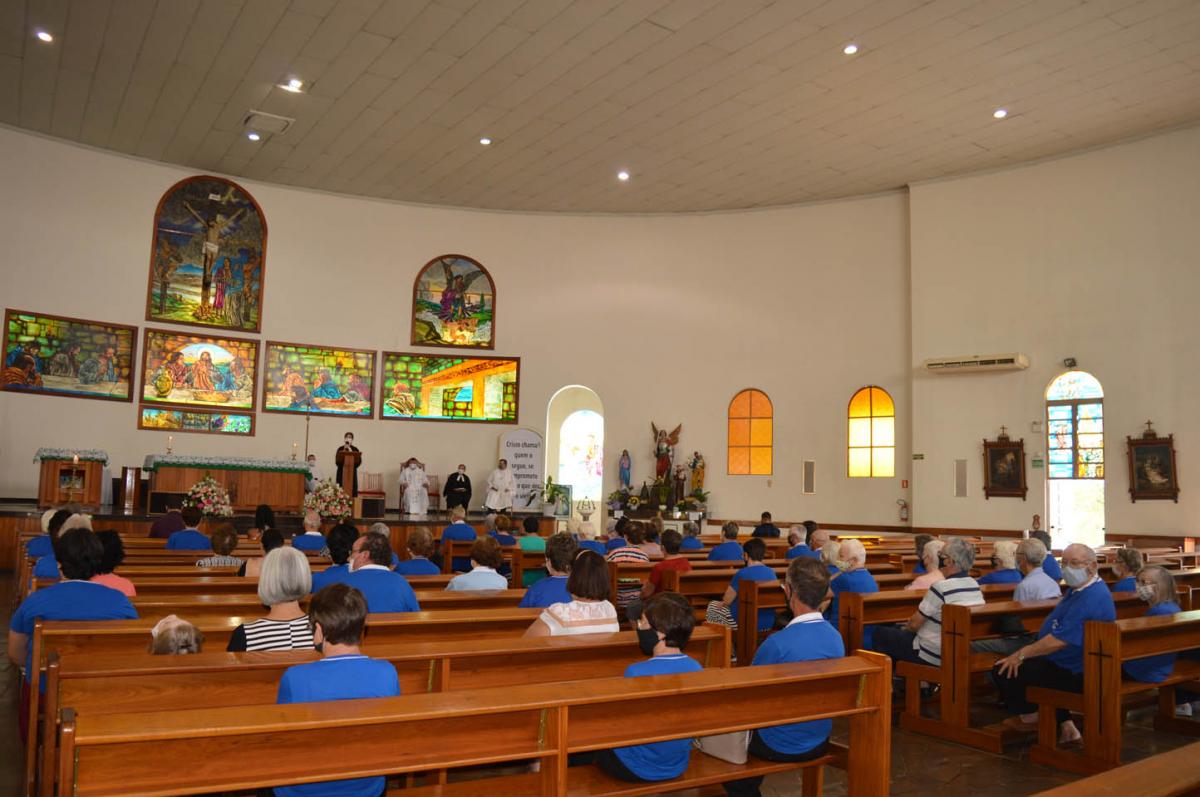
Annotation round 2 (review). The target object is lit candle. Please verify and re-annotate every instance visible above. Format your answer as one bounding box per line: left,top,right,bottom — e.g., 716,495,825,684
168,435,174,449
72,453,79,465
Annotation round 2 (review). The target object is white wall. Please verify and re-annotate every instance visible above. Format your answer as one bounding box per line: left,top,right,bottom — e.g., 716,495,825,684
0,125,912,522
910,126,1200,537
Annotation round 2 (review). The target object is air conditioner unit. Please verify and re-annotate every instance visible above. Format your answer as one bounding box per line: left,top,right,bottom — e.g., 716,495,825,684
923,353,1029,373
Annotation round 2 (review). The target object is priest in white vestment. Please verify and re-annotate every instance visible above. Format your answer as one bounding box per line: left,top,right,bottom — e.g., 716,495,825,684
484,458,516,513
400,459,430,515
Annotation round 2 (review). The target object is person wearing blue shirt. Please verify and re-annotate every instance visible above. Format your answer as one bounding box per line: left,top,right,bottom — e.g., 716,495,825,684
291,511,327,553
578,537,607,556
441,506,478,571
605,517,632,552
679,521,704,551
328,533,420,613
1030,530,1062,581
25,508,58,558
1123,566,1182,684
910,533,933,575
519,533,575,608
724,557,843,797
446,537,509,591
1108,548,1143,593
165,506,212,551
784,526,821,561
707,522,743,561
751,512,780,538
705,539,777,634
978,540,1023,585
275,583,400,797
395,527,441,576
585,592,702,783
823,539,879,648
311,524,358,593
994,544,1116,745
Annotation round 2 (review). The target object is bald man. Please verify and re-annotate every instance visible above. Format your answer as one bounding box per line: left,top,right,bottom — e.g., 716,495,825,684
992,543,1115,745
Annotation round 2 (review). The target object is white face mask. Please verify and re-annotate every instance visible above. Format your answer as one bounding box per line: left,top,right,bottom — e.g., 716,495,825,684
458,468,465,474
835,559,853,573
409,463,417,470
1136,584,1156,603
1063,565,1090,588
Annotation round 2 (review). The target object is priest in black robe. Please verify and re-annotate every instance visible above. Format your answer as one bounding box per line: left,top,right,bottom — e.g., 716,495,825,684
335,432,361,496
444,464,472,510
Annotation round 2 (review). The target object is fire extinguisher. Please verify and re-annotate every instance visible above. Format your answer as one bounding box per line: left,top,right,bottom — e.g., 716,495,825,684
897,499,909,522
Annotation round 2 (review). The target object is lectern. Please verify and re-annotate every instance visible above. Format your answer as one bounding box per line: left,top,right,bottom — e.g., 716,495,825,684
336,449,361,497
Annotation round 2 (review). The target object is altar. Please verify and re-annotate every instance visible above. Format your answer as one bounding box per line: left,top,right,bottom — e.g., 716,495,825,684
143,454,307,512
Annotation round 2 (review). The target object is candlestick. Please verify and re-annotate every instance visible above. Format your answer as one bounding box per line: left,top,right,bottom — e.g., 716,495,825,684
167,435,174,454
292,442,298,461
72,453,79,465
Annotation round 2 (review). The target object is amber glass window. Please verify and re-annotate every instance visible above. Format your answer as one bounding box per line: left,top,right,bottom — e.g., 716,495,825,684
728,389,772,475
848,386,894,478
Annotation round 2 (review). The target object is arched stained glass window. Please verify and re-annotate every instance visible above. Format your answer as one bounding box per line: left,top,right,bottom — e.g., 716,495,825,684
728,389,772,475
1046,371,1104,479
848,386,895,478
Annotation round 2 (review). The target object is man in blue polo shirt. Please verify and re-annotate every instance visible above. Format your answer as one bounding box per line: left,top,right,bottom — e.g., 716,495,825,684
519,533,575,608
705,539,776,634
290,511,327,552
30,509,77,581
441,506,478,571
994,543,1115,745
978,540,1023,585
165,506,212,550
1030,530,1062,581
707,522,743,561
679,521,704,551
824,538,879,648
723,556,843,797
326,533,420,613
25,508,59,559
311,524,359,593
275,583,400,797
785,522,824,560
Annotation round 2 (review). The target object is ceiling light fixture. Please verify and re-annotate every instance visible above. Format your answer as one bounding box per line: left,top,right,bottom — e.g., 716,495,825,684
247,131,261,141
843,43,858,55
617,170,630,182
279,78,304,93
993,108,1009,119
479,137,492,146
35,30,53,43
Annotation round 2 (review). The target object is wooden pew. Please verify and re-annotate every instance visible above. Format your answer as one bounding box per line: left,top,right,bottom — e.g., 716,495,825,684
441,539,517,574
838,584,1019,654
896,594,1145,753
1028,610,1200,774
40,627,732,796
1032,738,1200,796
35,573,455,596
58,654,893,797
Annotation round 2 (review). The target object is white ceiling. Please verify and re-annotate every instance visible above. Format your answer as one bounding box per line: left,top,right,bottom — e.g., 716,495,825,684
3,0,1200,213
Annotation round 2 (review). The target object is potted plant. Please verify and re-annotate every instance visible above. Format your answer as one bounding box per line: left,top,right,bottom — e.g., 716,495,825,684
654,477,670,510
540,476,569,517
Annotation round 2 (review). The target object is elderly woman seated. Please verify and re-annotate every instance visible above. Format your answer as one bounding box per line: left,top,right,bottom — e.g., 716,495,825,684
978,540,1022,585
446,537,508,591
395,528,440,576
1110,547,1144,593
227,547,314,652
905,539,945,590
150,615,205,655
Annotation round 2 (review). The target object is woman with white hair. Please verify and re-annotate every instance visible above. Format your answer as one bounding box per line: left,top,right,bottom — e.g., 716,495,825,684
819,540,842,576
368,521,401,568
905,540,946,590
978,540,1022,585
824,539,880,646
226,547,314,652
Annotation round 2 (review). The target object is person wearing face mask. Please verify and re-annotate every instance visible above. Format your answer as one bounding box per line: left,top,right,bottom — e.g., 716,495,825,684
993,543,1115,744
822,539,879,648
1122,565,1182,683
444,464,472,510
334,432,361,496
1109,547,1144,593
584,592,701,783
484,458,516,513
978,540,1023,585
399,457,430,515
304,454,321,493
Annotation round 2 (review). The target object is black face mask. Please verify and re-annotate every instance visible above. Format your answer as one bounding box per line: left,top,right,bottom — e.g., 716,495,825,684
637,627,660,656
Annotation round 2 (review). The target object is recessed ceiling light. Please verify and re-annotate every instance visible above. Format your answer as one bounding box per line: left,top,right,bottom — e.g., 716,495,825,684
247,131,261,141
35,30,53,43
617,170,630,182
842,43,858,55
479,137,492,146
993,108,1009,119
279,78,304,93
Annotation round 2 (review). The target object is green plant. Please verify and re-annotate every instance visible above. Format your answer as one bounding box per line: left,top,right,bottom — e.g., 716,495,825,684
541,476,569,503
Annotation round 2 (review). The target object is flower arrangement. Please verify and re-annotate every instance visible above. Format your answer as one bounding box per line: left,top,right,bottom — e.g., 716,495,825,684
305,478,353,520
184,476,233,517
627,496,641,510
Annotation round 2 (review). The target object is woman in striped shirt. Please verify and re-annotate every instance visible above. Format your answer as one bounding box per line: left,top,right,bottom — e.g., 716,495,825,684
226,547,314,652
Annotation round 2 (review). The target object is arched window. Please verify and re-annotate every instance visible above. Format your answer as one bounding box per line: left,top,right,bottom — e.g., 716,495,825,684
728,389,772,475
848,386,894,478
1046,371,1104,479
558,409,604,500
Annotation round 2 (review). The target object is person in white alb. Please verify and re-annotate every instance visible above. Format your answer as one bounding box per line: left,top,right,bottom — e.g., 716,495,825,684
484,458,516,513
399,458,429,515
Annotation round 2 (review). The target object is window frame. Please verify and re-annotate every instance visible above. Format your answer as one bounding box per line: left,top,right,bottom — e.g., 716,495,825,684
727,388,773,476
847,385,895,479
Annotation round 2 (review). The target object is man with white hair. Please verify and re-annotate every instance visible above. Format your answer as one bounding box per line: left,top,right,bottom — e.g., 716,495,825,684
978,540,1022,585
823,539,879,648
291,510,327,552
786,521,823,561
1013,538,1061,603
994,543,1115,743
875,538,984,667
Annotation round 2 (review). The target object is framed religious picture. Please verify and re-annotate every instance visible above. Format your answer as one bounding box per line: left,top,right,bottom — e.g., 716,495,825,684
140,328,260,412
262,341,377,419
2,309,137,403
983,432,1027,500
147,175,267,333
379,352,518,423
410,254,496,349
1127,427,1179,502
138,406,255,436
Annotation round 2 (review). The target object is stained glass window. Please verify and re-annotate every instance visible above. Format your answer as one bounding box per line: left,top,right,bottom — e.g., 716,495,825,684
728,389,772,475
848,386,895,478
558,410,604,500
1046,372,1103,480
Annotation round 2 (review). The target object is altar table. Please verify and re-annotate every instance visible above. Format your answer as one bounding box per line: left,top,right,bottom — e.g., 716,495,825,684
143,455,307,512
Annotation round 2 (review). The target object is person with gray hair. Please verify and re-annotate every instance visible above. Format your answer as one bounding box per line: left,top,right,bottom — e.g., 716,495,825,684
707,521,743,562
1124,565,1185,683
824,538,880,647
905,540,945,590
875,537,983,670
978,540,1022,585
680,520,704,551
1013,538,1061,603
1110,547,1144,593
367,521,402,568
226,547,314,652
291,510,327,552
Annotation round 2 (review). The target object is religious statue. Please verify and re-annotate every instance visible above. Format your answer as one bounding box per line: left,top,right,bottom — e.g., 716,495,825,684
618,449,632,490
651,422,682,479
673,465,688,506
689,451,706,493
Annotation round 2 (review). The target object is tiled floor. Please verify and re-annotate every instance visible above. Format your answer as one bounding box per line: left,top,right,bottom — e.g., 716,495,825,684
0,567,1194,796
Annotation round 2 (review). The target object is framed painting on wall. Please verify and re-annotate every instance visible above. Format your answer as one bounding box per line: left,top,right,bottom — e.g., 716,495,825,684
2,309,137,403
139,406,255,436
262,341,376,418
147,175,267,333
140,328,259,412
1127,429,1179,502
379,352,518,423
411,254,496,349
983,432,1027,500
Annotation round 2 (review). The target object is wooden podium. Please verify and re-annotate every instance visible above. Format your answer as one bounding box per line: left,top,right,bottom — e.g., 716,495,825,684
37,459,103,509
336,449,361,497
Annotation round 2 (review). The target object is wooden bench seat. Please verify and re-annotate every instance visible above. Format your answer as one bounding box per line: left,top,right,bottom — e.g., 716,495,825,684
1031,738,1200,796
58,654,892,797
